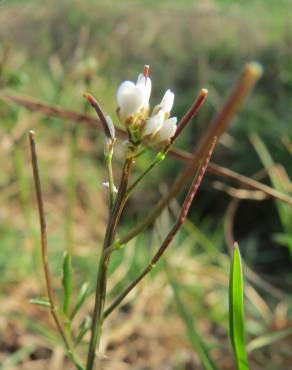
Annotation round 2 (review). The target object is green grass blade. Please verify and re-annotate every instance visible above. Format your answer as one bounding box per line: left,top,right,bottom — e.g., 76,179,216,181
170,278,219,370
29,297,51,308
247,327,292,353
229,243,249,370
62,251,73,315
71,282,90,320
75,315,92,346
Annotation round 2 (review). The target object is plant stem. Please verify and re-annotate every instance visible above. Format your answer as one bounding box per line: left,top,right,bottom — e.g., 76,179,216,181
126,151,165,197
85,147,137,370
115,63,264,246
29,131,69,346
29,131,83,370
103,137,217,319
105,152,115,209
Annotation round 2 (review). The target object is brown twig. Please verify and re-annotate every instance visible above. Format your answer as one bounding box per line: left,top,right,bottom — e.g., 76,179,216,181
103,137,217,319
195,62,263,154
83,93,114,140
170,147,292,206
28,131,69,348
2,90,292,206
169,88,208,146
0,92,126,138
29,131,84,370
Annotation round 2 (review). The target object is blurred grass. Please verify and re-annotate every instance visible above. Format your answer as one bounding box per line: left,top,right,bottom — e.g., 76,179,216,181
0,0,292,369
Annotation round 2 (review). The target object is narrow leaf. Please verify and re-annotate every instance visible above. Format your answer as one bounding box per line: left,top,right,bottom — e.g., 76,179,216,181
247,328,292,353
170,278,219,370
71,282,90,320
29,297,51,308
75,315,91,346
229,243,249,370
62,252,73,315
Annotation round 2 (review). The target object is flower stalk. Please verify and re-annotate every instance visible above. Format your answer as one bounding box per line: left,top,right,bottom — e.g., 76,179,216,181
103,137,217,319
85,146,137,370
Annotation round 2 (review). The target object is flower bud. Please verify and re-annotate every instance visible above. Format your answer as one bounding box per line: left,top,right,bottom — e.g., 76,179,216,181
117,81,145,117
116,73,152,122
153,117,177,145
159,89,174,114
142,110,164,137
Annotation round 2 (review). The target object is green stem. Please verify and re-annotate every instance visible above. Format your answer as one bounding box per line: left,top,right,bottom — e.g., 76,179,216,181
105,152,115,210
85,147,137,370
126,151,165,197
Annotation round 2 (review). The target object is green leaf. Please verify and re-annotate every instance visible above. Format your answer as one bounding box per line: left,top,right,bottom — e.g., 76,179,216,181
75,315,91,346
229,243,249,370
29,297,51,308
170,278,219,370
247,328,292,353
62,252,73,315
71,282,90,320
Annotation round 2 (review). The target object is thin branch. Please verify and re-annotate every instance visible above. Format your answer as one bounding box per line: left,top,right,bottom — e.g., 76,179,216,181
28,131,69,348
0,92,126,138
103,137,217,319
170,147,292,206
2,90,292,206
83,93,114,140
29,131,84,370
195,62,263,154
168,88,208,146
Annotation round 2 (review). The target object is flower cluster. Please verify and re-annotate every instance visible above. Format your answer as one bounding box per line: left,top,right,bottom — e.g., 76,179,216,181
116,66,177,147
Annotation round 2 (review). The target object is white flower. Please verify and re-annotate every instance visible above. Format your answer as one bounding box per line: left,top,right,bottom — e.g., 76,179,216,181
142,110,164,137
158,89,175,114
136,73,152,106
153,117,177,144
117,73,151,119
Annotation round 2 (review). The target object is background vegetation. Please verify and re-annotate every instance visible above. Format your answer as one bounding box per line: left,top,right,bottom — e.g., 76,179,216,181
0,0,291,369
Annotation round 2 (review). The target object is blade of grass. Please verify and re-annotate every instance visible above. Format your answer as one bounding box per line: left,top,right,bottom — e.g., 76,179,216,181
229,243,249,370
71,282,90,320
246,327,292,353
62,251,73,316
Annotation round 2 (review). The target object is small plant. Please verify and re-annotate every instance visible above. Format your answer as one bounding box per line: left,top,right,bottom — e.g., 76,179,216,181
28,64,262,369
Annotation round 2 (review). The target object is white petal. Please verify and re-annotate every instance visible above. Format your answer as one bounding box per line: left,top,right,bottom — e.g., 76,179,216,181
136,73,145,85
136,74,152,108
143,110,164,136
154,117,177,143
105,115,115,139
103,181,118,193
159,89,174,113
117,81,145,116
